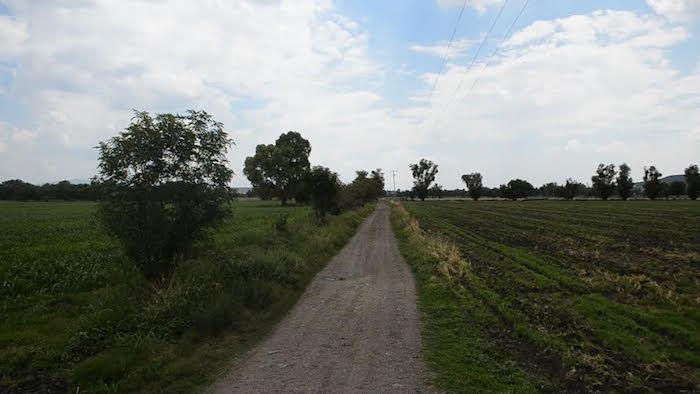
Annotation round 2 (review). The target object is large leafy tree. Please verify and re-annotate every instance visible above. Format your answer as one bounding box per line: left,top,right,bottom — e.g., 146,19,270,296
500,179,534,200
616,163,634,200
244,131,311,206
685,164,699,200
461,172,483,201
95,110,234,278
643,166,663,200
410,159,438,201
591,163,616,200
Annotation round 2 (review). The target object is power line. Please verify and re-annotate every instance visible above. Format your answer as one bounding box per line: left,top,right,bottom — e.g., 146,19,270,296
426,0,468,103
443,0,510,109
433,0,529,132
466,0,530,93
426,0,510,127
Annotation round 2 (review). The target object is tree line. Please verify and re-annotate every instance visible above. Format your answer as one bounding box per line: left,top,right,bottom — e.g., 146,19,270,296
243,131,385,220
0,179,100,201
402,160,699,201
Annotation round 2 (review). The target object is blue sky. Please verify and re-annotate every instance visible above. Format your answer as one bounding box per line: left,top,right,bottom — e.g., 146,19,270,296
0,0,698,188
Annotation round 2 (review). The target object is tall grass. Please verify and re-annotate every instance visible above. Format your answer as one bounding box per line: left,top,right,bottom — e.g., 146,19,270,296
0,200,373,392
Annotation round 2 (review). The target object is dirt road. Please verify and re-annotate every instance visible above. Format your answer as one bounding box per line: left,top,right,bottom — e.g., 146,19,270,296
209,202,430,393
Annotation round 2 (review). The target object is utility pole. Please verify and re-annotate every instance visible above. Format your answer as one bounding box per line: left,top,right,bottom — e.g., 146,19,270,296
390,170,398,195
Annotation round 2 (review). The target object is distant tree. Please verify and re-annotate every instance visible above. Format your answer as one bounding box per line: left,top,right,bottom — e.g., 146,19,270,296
0,179,41,200
685,164,699,200
481,186,501,198
307,166,342,221
538,182,559,198
429,183,444,199
669,181,686,198
461,172,483,200
616,163,634,201
500,179,534,200
591,163,616,200
409,159,438,201
337,168,385,211
95,110,234,279
0,180,98,201
643,166,662,200
370,169,386,197
244,131,311,206
562,178,583,200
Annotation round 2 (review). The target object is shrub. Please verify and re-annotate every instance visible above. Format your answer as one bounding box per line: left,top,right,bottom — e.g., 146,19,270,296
669,181,686,197
307,166,342,221
94,110,234,279
337,169,385,211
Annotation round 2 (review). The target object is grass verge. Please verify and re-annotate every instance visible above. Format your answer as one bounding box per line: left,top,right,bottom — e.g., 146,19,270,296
390,201,541,392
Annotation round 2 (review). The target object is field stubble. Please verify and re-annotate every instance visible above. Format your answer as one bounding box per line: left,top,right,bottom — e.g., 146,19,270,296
391,199,699,392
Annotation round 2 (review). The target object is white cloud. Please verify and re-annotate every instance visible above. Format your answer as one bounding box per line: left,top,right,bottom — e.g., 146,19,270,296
564,139,581,151
419,9,699,186
0,127,6,153
410,38,478,59
0,2,698,188
0,121,36,154
437,0,503,14
10,129,36,143
0,14,27,58
0,0,411,183
647,0,700,22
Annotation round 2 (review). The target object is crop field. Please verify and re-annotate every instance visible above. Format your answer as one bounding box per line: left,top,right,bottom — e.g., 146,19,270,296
0,200,372,392
392,200,699,392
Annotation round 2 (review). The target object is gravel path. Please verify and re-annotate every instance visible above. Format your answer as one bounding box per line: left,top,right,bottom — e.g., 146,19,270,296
209,202,431,393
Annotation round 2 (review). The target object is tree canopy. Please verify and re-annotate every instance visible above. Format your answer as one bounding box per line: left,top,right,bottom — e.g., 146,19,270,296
500,179,534,200
95,110,234,278
244,131,311,205
685,164,699,200
410,159,438,201
616,163,634,201
643,166,663,200
461,172,483,201
592,163,616,200
307,166,342,221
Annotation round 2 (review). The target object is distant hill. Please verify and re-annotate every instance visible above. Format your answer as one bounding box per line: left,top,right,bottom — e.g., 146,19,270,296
234,187,253,194
633,174,685,192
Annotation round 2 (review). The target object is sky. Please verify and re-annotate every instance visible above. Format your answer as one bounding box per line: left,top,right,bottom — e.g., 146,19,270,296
0,0,698,190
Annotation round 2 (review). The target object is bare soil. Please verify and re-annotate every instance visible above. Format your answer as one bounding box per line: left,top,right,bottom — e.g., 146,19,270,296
209,202,430,393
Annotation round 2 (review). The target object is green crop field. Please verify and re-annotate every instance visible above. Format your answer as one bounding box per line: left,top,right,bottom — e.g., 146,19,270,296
0,200,372,393
391,200,699,392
